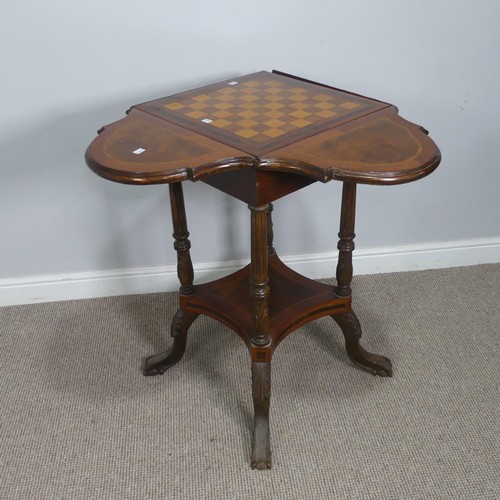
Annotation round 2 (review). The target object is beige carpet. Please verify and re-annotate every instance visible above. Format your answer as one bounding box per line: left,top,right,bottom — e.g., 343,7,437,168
1,264,499,499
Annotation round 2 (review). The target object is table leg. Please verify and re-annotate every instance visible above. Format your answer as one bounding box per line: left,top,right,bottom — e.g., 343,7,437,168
142,309,198,376
142,183,198,376
251,361,272,470
331,182,393,377
248,203,273,469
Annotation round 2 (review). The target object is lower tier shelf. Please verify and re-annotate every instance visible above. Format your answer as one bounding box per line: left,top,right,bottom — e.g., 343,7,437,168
180,253,350,349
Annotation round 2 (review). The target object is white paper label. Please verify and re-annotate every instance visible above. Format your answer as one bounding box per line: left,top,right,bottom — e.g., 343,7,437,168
228,81,239,86
201,118,213,123
132,148,146,155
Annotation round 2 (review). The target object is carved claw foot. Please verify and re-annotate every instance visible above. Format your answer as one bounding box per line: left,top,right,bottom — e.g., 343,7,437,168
142,309,198,376
331,311,393,377
251,362,272,470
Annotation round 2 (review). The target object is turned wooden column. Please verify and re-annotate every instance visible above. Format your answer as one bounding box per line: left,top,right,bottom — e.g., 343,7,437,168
249,204,271,347
331,182,393,377
336,182,356,297
142,183,198,376
267,202,275,256
169,182,195,296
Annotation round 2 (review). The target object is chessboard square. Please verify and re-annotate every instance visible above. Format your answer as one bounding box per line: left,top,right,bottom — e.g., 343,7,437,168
216,94,236,101
211,119,233,128
164,102,184,110
235,128,260,138
214,102,234,110
288,94,309,102
240,102,261,110
240,94,260,102
264,94,286,102
290,110,312,119
264,110,286,119
217,87,237,95
291,119,313,128
266,80,284,87
264,102,285,110
263,128,286,138
238,110,259,118
264,119,286,128
314,101,337,110
238,119,260,128
186,110,207,119
250,122,272,133
213,110,233,119
189,102,210,110
340,101,361,109
287,87,308,94
314,93,335,101
264,87,283,94
289,102,310,110
192,95,211,102
316,109,338,118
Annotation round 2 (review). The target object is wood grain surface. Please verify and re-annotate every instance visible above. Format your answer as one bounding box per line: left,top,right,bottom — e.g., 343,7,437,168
86,71,440,185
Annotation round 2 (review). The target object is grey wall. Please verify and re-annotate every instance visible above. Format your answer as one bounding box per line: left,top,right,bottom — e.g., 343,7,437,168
1,0,499,281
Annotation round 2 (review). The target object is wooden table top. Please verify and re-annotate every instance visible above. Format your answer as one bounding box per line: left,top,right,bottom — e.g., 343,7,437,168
85,71,440,185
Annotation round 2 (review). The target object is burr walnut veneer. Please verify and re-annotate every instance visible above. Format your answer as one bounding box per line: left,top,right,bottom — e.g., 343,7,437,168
85,70,441,469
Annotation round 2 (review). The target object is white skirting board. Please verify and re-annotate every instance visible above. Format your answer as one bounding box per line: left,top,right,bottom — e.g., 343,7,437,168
1,237,499,307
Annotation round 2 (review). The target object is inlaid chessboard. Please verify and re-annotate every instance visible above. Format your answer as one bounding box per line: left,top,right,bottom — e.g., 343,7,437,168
136,71,388,155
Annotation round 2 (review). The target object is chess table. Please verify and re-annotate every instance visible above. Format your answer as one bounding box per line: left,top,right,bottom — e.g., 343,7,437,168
85,70,441,469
